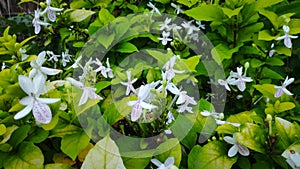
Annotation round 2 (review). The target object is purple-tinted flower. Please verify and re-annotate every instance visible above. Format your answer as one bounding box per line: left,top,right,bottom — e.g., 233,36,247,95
276,25,298,49
274,76,294,98
158,31,172,45
120,71,138,95
224,133,250,157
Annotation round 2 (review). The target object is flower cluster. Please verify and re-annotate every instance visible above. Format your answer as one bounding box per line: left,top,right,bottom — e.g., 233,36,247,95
32,0,63,34
15,51,63,124
67,57,114,106
121,55,196,122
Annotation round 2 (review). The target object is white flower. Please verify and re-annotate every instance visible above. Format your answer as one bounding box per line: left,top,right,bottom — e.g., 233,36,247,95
166,111,175,125
215,120,240,127
32,9,50,34
15,75,60,124
181,21,199,35
176,90,197,105
284,151,300,169
41,0,63,22
1,62,6,71
29,51,62,79
47,51,60,62
167,23,182,32
62,50,72,67
171,3,183,14
276,25,298,49
158,31,172,45
66,77,103,106
163,55,184,81
268,43,275,57
147,2,161,15
120,71,138,95
105,58,114,78
218,75,236,91
151,157,177,169
224,133,250,157
69,55,83,69
127,84,157,122
160,18,171,31
195,21,205,30
201,110,221,119
230,67,253,92
177,102,193,113
19,48,29,61
274,76,294,98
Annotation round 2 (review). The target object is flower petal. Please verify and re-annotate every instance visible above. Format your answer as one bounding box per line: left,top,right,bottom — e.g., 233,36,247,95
164,157,175,167
284,37,292,48
34,23,41,34
224,136,236,145
66,77,84,88
37,98,60,104
78,89,89,106
228,144,238,157
33,75,46,96
47,10,56,22
131,102,142,121
40,67,61,76
14,104,33,120
201,110,211,117
238,144,250,156
237,79,246,92
274,88,283,98
140,101,157,110
37,51,46,65
87,88,103,100
32,101,52,124
18,75,34,95
151,159,163,167
282,88,293,96
20,96,34,105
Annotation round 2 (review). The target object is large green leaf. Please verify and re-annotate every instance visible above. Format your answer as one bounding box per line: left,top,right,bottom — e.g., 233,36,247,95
99,8,115,25
61,130,90,160
4,142,44,169
81,135,126,169
44,163,74,169
188,141,237,169
7,124,30,147
211,43,240,65
185,5,225,21
236,123,267,154
70,9,95,22
275,117,298,150
254,84,276,100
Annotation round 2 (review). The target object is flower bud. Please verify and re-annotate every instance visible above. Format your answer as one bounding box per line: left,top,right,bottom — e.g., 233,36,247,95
266,114,272,121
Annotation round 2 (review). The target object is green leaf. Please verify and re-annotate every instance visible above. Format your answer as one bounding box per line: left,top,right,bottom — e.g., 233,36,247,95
81,135,126,169
0,125,18,144
261,67,284,80
289,19,300,34
185,5,225,21
0,124,6,135
188,141,237,169
70,9,95,22
236,123,267,154
251,58,265,68
116,42,138,53
182,55,200,72
99,8,115,25
27,128,49,143
222,6,243,18
122,157,151,169
255,0,283,9
275,46,291,56
211,43,240,65
155,138,181,166
95,81,111,93
274,101,295,113
188,145,202,169
61,130,90,160
259,9,278,29
275,117,298,150
4,142,44,169
45,163,74,169
254,84,276,99
7,124,30,147
266,57,284,66
97,29,115,49
258,30,278,41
